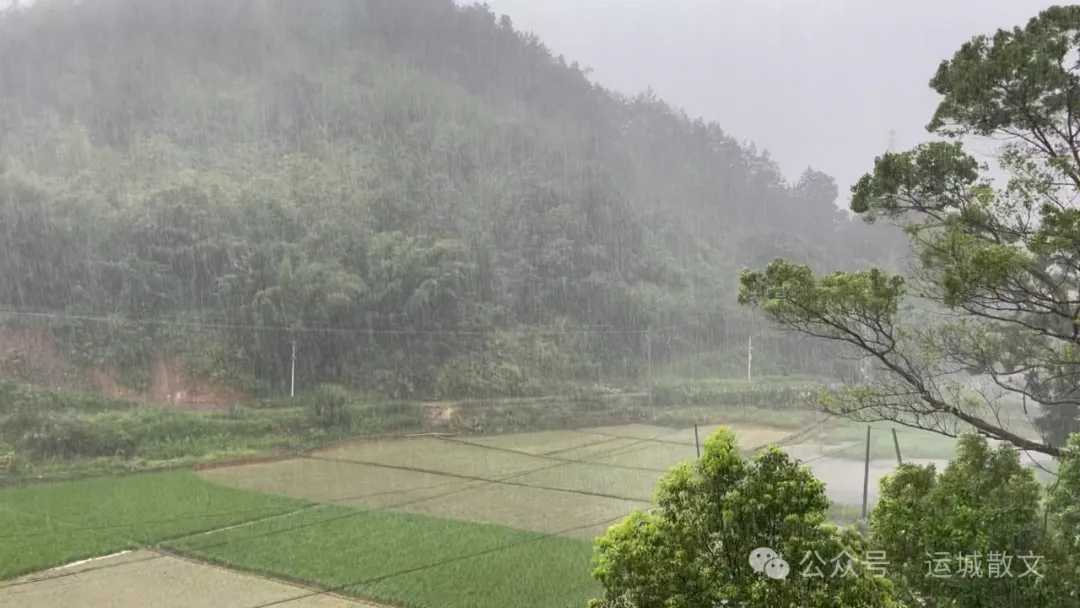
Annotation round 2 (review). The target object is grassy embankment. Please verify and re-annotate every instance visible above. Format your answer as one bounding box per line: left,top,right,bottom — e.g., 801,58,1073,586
0,376,823,483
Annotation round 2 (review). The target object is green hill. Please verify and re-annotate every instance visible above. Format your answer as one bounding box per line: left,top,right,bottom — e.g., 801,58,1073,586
0,0,901,399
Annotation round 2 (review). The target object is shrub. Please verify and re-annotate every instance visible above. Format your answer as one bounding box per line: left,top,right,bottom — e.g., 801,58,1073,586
590,429,899,607
651,378,816,409
11,411,136,459
872,434,1078,606
350,401,425,434
0,440,16,474
308,384,352,429
433,358,527,399
1046,434,1080,598
0,381,135,416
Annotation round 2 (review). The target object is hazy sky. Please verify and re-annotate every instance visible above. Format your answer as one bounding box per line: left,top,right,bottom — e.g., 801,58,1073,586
485,0,1059,196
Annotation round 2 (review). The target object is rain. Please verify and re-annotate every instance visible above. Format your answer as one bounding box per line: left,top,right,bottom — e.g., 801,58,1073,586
0,1,1076,607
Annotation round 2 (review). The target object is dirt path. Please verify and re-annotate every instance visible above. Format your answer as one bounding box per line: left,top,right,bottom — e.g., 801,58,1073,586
0,550,385,608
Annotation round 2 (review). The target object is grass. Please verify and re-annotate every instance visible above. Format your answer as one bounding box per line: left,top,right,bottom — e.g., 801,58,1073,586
815,421,960,461
198,431,654,536
0,381,435,483
650,403,818,430
2,377,1063,607
318,436,552,477
0,417,913,607
2,466,602,607
814,416,1046,462
0,470,307,580
0,377,825,483
650,376,821,409
195,422,803,539
168,503,600,608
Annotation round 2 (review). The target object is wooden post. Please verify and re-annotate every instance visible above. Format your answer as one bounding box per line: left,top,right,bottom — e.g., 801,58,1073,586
891,428,903,465
694,424,701,458
861,425,871,520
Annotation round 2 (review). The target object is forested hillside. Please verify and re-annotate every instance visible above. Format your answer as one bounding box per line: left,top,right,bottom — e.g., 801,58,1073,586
0,0,903,399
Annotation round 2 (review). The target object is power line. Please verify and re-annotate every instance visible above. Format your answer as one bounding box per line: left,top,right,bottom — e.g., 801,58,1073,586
0,308,672,336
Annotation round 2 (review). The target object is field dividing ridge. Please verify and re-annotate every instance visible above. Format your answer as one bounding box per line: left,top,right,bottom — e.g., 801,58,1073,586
166,505,612,608
2,550,382,608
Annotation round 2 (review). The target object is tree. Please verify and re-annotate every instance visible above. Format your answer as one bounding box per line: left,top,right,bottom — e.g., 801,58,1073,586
1048,434,1080,593
740,6,1080,456
589,428,899,608
871,434,1076,606
252,252,365,394
0,0,889,398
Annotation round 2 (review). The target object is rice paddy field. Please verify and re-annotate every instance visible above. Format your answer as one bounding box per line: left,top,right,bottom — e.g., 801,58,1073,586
195,424,797,536
3,551,378,608
0,418,987,608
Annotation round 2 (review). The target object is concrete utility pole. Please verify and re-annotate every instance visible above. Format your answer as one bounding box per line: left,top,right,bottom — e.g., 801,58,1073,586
290,337,297,398
645,329,654,406
747,335,753,384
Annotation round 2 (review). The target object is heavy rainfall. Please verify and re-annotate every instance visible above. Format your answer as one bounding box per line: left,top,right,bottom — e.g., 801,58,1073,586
0,1,1077,607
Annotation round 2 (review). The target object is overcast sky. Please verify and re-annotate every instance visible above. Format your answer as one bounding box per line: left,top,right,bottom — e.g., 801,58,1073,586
485,0,1059,196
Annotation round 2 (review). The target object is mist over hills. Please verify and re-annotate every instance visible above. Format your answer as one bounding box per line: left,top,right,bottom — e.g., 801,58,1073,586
0,0,902,397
